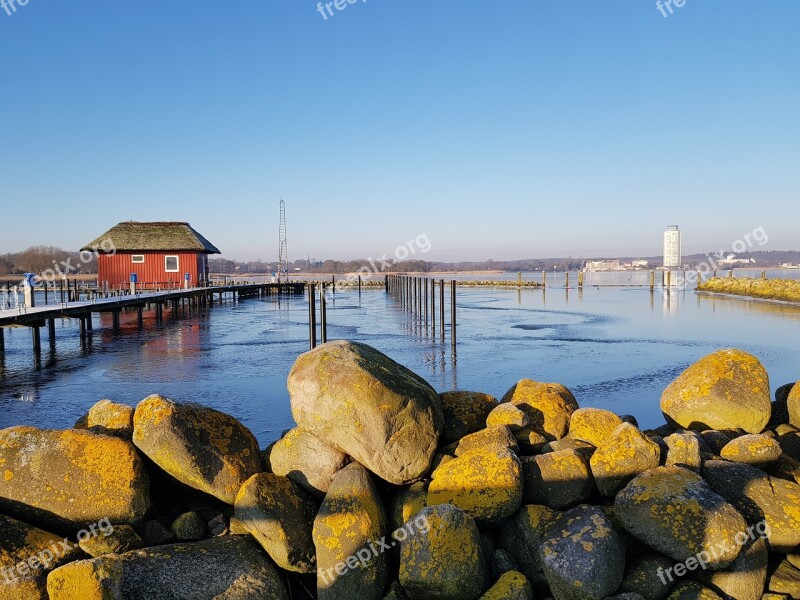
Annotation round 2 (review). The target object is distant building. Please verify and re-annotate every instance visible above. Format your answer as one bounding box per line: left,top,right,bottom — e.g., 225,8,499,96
82,221,220,289
717,254,755,267
663,226,681,268
585,260,621,272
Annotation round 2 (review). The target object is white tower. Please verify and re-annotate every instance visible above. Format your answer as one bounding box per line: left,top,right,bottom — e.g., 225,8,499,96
663,225,681,268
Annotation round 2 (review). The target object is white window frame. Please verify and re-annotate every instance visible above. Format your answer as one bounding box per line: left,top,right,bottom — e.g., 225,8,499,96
165,255,179,272
131,255,145,263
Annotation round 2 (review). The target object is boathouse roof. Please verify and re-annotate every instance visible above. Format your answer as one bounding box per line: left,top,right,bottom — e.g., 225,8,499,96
81,221,221,254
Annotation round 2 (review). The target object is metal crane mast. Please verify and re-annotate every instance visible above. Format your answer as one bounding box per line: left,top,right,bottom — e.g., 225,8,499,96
278,199,288,281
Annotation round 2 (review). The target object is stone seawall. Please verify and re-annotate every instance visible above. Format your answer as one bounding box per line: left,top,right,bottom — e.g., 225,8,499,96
2,342,800,599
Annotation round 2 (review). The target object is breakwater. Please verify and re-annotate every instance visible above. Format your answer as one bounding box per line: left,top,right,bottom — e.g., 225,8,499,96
1,341,799,599
698,277,800,303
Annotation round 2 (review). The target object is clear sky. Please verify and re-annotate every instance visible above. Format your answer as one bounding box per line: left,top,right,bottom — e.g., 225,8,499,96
1,1,798,262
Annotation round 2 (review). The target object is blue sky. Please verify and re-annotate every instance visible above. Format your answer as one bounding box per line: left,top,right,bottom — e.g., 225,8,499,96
1,1,798,261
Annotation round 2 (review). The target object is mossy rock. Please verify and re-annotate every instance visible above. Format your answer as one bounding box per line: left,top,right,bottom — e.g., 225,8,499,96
568,408,623,447
478,570,532,600
521,449,593,509
46,536,288,600
614,466,746,569
663,431,703,471
501,380,579,441
235,472,317,573
399,504,488,600
455,426,519,456
74,399,135,439
539,505,625,600
0,577,48,600
660,349,771,434
0,426,150,531
768,559,800,598
789,381,800,428
439,391,498,443
590,423,661,497
313,463,387,600
428,446,522,525
132,395,262,505
267,427,350,498
289,341,443,485
78,525,143,558
486,403,530,431
389,481,428,530
695,536,767,600
702,459,800,552
169,511,207,542
719,433,782,467
0,514,83,578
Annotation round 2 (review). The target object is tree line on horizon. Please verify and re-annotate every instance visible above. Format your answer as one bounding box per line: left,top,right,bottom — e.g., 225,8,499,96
1,247,799,277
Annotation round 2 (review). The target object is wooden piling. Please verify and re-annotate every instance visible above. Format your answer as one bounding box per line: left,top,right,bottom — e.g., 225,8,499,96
320,285,327,344
308,283,317,350
450,280,457,351
439,279,445,340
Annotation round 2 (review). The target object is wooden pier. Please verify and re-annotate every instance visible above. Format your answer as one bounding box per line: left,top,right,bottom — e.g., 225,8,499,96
0,282,305,357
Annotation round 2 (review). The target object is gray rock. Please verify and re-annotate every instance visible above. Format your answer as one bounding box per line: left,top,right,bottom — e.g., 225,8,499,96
169,511,207,542
719,433,782,467
289,341,443,485
479,570,533,600
78,524,144,557
497,504,559,589
702,459,800,553
664,431,703,471
695,535,767,600
539,505,625,600
268,427,350,497
46,536,288,599
521,449,594,509
439,391,498,444
614,466,746,569
665,582,724,600
234,472,317,573
618,552,675,600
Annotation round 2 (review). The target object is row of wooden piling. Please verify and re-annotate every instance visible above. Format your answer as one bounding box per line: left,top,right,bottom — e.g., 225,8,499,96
385,275,457,350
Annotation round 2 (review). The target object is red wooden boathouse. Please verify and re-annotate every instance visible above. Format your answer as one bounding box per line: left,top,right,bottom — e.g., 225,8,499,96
82,221,221,289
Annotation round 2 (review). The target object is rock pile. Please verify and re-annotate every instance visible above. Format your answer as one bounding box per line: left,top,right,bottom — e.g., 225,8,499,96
1,342,799,599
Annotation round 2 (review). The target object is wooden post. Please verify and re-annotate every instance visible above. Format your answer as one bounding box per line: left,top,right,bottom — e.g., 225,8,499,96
542,271,546,288
31,326,41,355
666,271,671,289
450,280,457,351
517,272,522,287
431,278,435,332
761,270,766,280
137,306,144,329
0,328,4,354
308,283,317,350
320,284,327,344
112,310,120,331
578,270,584,288
650,271,655,291
565,272,570,289
439,279,445,340
48,319,56,348
86,314,92,331
424,278,428,329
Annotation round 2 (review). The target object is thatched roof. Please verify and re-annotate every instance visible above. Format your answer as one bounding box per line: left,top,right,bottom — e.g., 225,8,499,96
82,222,221,254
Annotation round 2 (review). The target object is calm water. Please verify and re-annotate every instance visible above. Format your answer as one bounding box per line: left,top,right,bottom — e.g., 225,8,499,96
1,280,799,446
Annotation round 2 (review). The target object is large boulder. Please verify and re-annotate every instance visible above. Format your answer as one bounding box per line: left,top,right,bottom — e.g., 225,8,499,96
521,449,594,509
455,426,519,456
399,504,488,600
663,431,704,472
234,472,317,573
617,553,675,600
267,427,349,497
132,395,262,505
501,380,579,441
590,424,661,497
568,408,623,447
614,466,746,569
486,404,529,431
0,426,150,531
539,505,626,600
46,536,288,599
314,463,387,600
0,514,83,579
289,341,443,485
439,391,498,443
428,446,522,525
702,459,800,552
768,559,800,598
660,349,771,434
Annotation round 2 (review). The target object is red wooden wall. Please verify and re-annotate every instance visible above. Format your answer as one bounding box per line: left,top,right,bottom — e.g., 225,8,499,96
98,252,206,289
